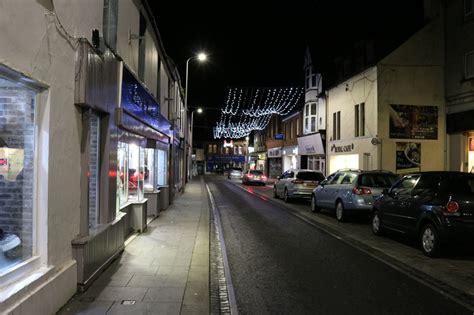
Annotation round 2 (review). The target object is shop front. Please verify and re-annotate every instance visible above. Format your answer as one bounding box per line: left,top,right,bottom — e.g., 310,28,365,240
447,110,474,173
281,146,299,172
326,139,378,174
72,45,172,289
297,133,325,175
267,147,282,178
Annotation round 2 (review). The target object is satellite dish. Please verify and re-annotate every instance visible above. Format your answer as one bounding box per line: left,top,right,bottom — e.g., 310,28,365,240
371,137,380,145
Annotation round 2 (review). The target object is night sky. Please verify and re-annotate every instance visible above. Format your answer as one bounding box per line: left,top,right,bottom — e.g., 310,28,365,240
150,1,424,141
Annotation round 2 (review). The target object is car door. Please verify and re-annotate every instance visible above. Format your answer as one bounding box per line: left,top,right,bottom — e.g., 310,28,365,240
320,172,346,209
276,171,287,196
383,175,420,232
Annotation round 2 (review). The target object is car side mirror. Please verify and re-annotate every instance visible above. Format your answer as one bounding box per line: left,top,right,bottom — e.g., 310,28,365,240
320,180,327,186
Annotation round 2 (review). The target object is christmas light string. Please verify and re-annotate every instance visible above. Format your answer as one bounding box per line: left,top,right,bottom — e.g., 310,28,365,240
214,87,303,139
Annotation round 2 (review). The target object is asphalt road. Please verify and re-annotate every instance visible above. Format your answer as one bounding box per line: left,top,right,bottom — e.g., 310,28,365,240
206,176,471,315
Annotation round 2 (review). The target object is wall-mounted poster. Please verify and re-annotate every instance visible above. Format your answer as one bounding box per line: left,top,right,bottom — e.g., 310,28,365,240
396,142,421,175
389,104,438,139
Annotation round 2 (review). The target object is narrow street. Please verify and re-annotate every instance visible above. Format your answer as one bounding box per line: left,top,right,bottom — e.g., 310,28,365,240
206,176,471,314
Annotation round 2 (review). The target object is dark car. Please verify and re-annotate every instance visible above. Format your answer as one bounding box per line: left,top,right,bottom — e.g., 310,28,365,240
371,171,474,257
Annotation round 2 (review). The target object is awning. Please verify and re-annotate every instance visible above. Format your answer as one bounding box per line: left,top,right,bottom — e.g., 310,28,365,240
297,133,325,155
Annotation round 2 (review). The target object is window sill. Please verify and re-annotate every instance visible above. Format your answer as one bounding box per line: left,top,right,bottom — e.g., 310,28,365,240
0,257,52,304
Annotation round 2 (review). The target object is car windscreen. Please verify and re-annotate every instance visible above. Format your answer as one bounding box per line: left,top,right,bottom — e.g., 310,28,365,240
359,173,398,188
296,172,325,181
250,170,263,175
232,168,242,171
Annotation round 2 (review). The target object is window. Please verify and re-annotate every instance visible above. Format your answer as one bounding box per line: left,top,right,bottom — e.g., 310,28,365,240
391,175,420,196
0,75,37,273
213,144,217,154
333,111,341,140
354,103,365,137
308,156,324,172
157,149,167,185
304,102,317,134
208,144,212,154
306,67,317,89
465,51,474,79
465,0,474,16
238,146,243,155
88,112,100,229
117,142,145,208
144,148,156,192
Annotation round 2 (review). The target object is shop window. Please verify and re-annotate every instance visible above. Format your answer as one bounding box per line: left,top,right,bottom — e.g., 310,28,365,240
88,112,100,229
128,145,144,201
465,50,474,79
144,148,156,192
0,76,36,273
157,149,167,185
117,142,129,208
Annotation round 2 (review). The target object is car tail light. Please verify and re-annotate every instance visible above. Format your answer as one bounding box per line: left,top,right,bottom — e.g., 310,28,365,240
445,200,459,213
291,179,304,184
247,174,254,178
261,175,267,180
352,186,372,195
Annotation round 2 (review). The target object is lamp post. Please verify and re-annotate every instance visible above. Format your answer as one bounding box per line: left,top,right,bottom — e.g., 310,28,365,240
189,107,203,180
184,52,207,182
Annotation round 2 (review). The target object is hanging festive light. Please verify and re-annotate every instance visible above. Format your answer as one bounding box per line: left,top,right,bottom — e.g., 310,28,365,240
214,86,303,139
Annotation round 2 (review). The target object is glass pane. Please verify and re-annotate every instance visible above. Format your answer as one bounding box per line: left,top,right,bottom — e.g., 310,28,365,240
311,103,316,115
157,149,167,185
144,148,155,192
311,117,316,132
127,144,142,201
0,77,36,272
88,113,100,228
117,142,128,208
297,172,325,181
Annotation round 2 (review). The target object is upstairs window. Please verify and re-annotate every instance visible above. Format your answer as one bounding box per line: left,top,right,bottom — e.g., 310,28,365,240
465,50,474,79
465,0,474,17
304,103,317,134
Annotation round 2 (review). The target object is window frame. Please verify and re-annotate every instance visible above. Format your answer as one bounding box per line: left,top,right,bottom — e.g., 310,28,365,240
465,50,474,80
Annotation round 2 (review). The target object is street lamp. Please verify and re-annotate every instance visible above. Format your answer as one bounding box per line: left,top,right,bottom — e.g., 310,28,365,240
189,107,203,180
184,52,207,182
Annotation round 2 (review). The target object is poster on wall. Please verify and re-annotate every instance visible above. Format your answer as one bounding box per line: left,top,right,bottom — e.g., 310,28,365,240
396,142,421,175
389,104,438,139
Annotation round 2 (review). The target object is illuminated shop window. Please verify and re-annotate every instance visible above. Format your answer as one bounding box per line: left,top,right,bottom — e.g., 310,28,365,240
127,145,144,201
0,76,36,273
157,149,167,185
117,142,129,208
144,148,156,192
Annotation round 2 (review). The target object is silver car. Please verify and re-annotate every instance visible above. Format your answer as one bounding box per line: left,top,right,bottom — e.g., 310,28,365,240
274,169,325,202
311,170,398,221
228,167,243,179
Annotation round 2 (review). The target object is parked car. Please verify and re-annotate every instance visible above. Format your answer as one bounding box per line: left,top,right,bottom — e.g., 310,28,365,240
242,170,267,185
371,171,474,257
228,167,243,179
274,169,325,202
311,169,399,221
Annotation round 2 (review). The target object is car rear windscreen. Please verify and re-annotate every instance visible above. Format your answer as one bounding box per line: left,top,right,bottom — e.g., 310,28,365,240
250,170,263,175
359,174,398,188
449,175,474,195
296,172,325,181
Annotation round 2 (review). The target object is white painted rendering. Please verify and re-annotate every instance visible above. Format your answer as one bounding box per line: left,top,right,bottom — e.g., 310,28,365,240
160,62,170,118
117,0,140,74
143,29,159,97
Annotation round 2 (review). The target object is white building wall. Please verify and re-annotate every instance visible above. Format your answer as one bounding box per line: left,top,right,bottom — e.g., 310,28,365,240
116,0,140,74
0,1,89,313
326,67,378,173
160,63,170,118
143,29,158,97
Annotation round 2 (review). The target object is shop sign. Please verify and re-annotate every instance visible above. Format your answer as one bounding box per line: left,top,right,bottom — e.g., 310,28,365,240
0,158,7,166
275,134,284,140
330,143,354,153
470,138,474,151
268,147,282,158
297,133,324,155
396,142,421,175
389,104,438,139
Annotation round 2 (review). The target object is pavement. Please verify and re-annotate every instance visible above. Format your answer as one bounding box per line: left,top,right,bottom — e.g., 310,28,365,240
58,178,210,315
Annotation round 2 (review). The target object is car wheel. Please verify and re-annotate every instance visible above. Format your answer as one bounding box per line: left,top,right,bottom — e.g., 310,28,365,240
335,201,345,222
420,223,441,257
273,186,278,198
310,195,321,213
284,189,291,203
371,210,384,236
